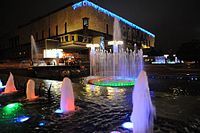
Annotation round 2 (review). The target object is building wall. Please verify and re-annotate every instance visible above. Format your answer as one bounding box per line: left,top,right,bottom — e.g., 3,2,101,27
0,3,155,61
17,5,154,45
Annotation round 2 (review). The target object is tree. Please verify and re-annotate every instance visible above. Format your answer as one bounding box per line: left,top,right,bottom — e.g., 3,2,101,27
176,40,200,62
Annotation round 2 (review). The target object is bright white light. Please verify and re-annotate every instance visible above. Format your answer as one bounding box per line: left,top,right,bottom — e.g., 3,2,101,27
122,122,133,129
86,44,100,48
143,55,148,58
164,54,169,59
55,109,64,114
87,44,100,53
108,41,123,45
43,49,63,58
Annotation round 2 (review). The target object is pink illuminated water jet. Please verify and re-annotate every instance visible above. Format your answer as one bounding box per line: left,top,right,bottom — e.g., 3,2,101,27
130,70,156,133
56,77,75,113
26,79,38,100
3,72,17,94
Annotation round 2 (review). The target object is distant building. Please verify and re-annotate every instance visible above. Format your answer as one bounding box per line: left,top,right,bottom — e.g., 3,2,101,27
0,0,155,62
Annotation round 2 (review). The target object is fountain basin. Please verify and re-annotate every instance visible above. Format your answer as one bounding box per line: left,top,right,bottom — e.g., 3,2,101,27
88,76,135,87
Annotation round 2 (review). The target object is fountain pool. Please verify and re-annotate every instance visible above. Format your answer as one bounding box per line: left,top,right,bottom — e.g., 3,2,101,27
88,76,135,87
0,74,200,132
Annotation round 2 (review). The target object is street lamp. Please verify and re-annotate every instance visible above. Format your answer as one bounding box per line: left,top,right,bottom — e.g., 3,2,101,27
86,43,100,53
108,40,123,53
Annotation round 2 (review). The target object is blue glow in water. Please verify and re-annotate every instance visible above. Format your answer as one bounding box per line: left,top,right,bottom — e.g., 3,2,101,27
122,122,133,129
72,0,155,37
39,122,46,126
55,109,64,114
15,116,30,123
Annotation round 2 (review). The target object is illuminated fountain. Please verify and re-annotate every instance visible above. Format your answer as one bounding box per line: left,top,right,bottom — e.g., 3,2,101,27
87,18,143,87
127,70,155,132
26,79,38,100
55,77,75,113
31,35,39,66
3,73,17,94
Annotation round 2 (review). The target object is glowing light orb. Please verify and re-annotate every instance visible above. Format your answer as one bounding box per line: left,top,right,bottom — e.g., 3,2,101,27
15,116,30,123
122,122,133,129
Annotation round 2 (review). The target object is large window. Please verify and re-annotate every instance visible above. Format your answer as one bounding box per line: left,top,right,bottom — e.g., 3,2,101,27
56,25,58,36
106,24,109,34
78,35,83,42
35,32,38,41
42,30,44,39
71,36,75,41
49,28,51,37
65,22,67,34
65,36,68,42
82,17,89,28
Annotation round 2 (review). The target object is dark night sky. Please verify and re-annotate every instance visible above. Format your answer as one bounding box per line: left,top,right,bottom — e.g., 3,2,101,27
0,0,200,51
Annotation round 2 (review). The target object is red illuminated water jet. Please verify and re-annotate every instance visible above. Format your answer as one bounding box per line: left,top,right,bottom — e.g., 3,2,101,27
3,72,17,94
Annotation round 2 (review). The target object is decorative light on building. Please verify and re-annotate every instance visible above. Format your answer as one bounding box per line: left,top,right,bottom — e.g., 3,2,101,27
72,0,155,38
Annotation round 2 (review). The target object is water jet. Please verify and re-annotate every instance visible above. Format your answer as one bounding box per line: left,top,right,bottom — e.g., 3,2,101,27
130,70,156,133
3,73,17,94
26,79,38,100
55,77,75,113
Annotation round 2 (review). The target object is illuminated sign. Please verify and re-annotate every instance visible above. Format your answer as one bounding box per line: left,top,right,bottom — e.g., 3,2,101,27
72,0,155,37
43,49,63,58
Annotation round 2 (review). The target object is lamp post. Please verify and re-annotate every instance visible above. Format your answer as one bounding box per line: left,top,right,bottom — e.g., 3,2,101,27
86,44,100,53
108,40,123,53
86,44,100,76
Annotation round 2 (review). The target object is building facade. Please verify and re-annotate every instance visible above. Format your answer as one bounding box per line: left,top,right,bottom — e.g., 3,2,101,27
0,0,155,63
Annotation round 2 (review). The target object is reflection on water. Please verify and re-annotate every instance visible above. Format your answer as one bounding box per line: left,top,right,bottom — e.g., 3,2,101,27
84,84,125,100
0,74,200,132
